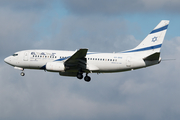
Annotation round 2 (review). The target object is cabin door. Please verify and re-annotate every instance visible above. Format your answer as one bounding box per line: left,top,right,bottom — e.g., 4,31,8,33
23,52,29,61
126,56,131,67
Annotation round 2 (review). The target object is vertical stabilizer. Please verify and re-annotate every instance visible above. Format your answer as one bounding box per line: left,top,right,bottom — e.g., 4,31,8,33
123,20,169,53
134,20,169,52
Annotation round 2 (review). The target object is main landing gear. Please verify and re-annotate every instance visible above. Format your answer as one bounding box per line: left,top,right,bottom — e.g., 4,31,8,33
84,75,91,82
77,73,91,82
77,72,83,79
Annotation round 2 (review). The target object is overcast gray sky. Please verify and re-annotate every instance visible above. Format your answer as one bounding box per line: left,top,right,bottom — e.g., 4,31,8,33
1,0,180,120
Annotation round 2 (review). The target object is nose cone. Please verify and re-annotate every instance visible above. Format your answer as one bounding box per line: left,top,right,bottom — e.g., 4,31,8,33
4,56,11,65
4,57,8,63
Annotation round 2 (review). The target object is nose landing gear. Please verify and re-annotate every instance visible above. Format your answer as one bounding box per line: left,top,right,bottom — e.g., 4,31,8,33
14,67,25,76
20,72,25,76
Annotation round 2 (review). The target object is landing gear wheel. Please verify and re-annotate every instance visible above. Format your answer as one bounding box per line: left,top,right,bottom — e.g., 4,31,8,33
84,76,91,82
77,73,83,79
20,72,25,76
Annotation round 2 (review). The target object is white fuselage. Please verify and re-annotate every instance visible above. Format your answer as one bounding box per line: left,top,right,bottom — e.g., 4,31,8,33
4,49,159,73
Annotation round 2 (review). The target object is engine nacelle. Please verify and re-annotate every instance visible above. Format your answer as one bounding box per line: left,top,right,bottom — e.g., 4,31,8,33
46,62,65,72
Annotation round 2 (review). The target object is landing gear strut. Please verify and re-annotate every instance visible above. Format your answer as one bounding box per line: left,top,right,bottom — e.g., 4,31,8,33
84,73,91,82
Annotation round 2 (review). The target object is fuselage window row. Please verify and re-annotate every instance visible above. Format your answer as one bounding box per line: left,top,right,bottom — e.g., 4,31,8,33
32,55,57,59
32,55,117,62
87,58,117,61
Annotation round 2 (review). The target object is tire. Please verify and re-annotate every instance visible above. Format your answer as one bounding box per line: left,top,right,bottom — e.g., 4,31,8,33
77,73,83,79
84,76,91,82
21,72,25,76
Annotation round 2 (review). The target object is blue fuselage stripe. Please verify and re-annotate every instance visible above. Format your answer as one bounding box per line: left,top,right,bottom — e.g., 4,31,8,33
150,25,168,34
123,44,162,53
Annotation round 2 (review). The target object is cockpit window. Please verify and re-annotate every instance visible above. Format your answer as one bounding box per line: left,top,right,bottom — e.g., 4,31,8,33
12,54,18,56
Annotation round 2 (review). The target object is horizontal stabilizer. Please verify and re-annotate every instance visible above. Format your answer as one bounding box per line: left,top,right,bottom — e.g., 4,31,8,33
143,52,160,61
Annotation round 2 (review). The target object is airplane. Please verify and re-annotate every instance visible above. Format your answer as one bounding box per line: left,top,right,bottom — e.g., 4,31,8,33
4,20,169,82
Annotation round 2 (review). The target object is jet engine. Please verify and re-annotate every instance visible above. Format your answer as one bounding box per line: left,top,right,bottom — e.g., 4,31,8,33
46,62,65,72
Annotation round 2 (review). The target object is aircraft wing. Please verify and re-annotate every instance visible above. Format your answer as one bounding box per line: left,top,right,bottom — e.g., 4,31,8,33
64,48,88,71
